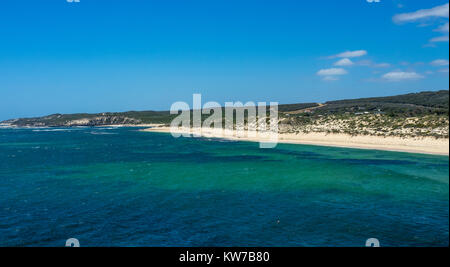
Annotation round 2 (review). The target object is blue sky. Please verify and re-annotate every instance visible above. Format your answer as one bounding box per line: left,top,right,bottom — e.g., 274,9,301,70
0,0,449,120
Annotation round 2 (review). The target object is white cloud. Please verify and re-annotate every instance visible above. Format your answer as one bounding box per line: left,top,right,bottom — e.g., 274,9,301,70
430,35,449,42
438,68,449,73
431,59,450,66
330,50,368,58
393,4,449,45
382,71,424,81
430,22,449,43
393,3,449,23
334,58,354,66
435,22,449,33
317,68,348,76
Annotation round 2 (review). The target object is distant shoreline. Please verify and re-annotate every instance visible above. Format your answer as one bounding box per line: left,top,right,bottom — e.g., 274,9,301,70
142,127,450,156
1,124,448,155
0,124,164,129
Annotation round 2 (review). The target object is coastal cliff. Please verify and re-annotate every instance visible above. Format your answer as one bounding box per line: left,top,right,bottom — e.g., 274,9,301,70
2,114,142,127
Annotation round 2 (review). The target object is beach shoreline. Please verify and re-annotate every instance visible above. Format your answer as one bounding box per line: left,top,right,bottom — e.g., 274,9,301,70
142,126,450,156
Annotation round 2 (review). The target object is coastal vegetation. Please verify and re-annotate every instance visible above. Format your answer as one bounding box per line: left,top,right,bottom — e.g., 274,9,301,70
2,90,449,139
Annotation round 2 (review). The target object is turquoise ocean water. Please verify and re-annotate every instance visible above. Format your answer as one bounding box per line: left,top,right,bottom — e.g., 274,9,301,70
0,127,448,247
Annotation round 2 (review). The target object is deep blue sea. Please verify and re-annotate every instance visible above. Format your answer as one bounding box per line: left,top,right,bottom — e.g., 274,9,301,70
0,127,448,247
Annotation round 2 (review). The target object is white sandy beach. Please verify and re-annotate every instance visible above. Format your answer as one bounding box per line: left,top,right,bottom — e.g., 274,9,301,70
142,126,450,156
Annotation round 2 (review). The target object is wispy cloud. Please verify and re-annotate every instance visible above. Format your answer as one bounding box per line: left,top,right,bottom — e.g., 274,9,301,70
431,59,449,66
322,76,339,81
393,3,449,23
329,50,367,58
317,68,348,76
382,71,424,82
356,60,391,68
334,58,354,66
393,3,449,44
430,35,450,42
317,68,348,81
373,62,391,68
434,22,449,33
